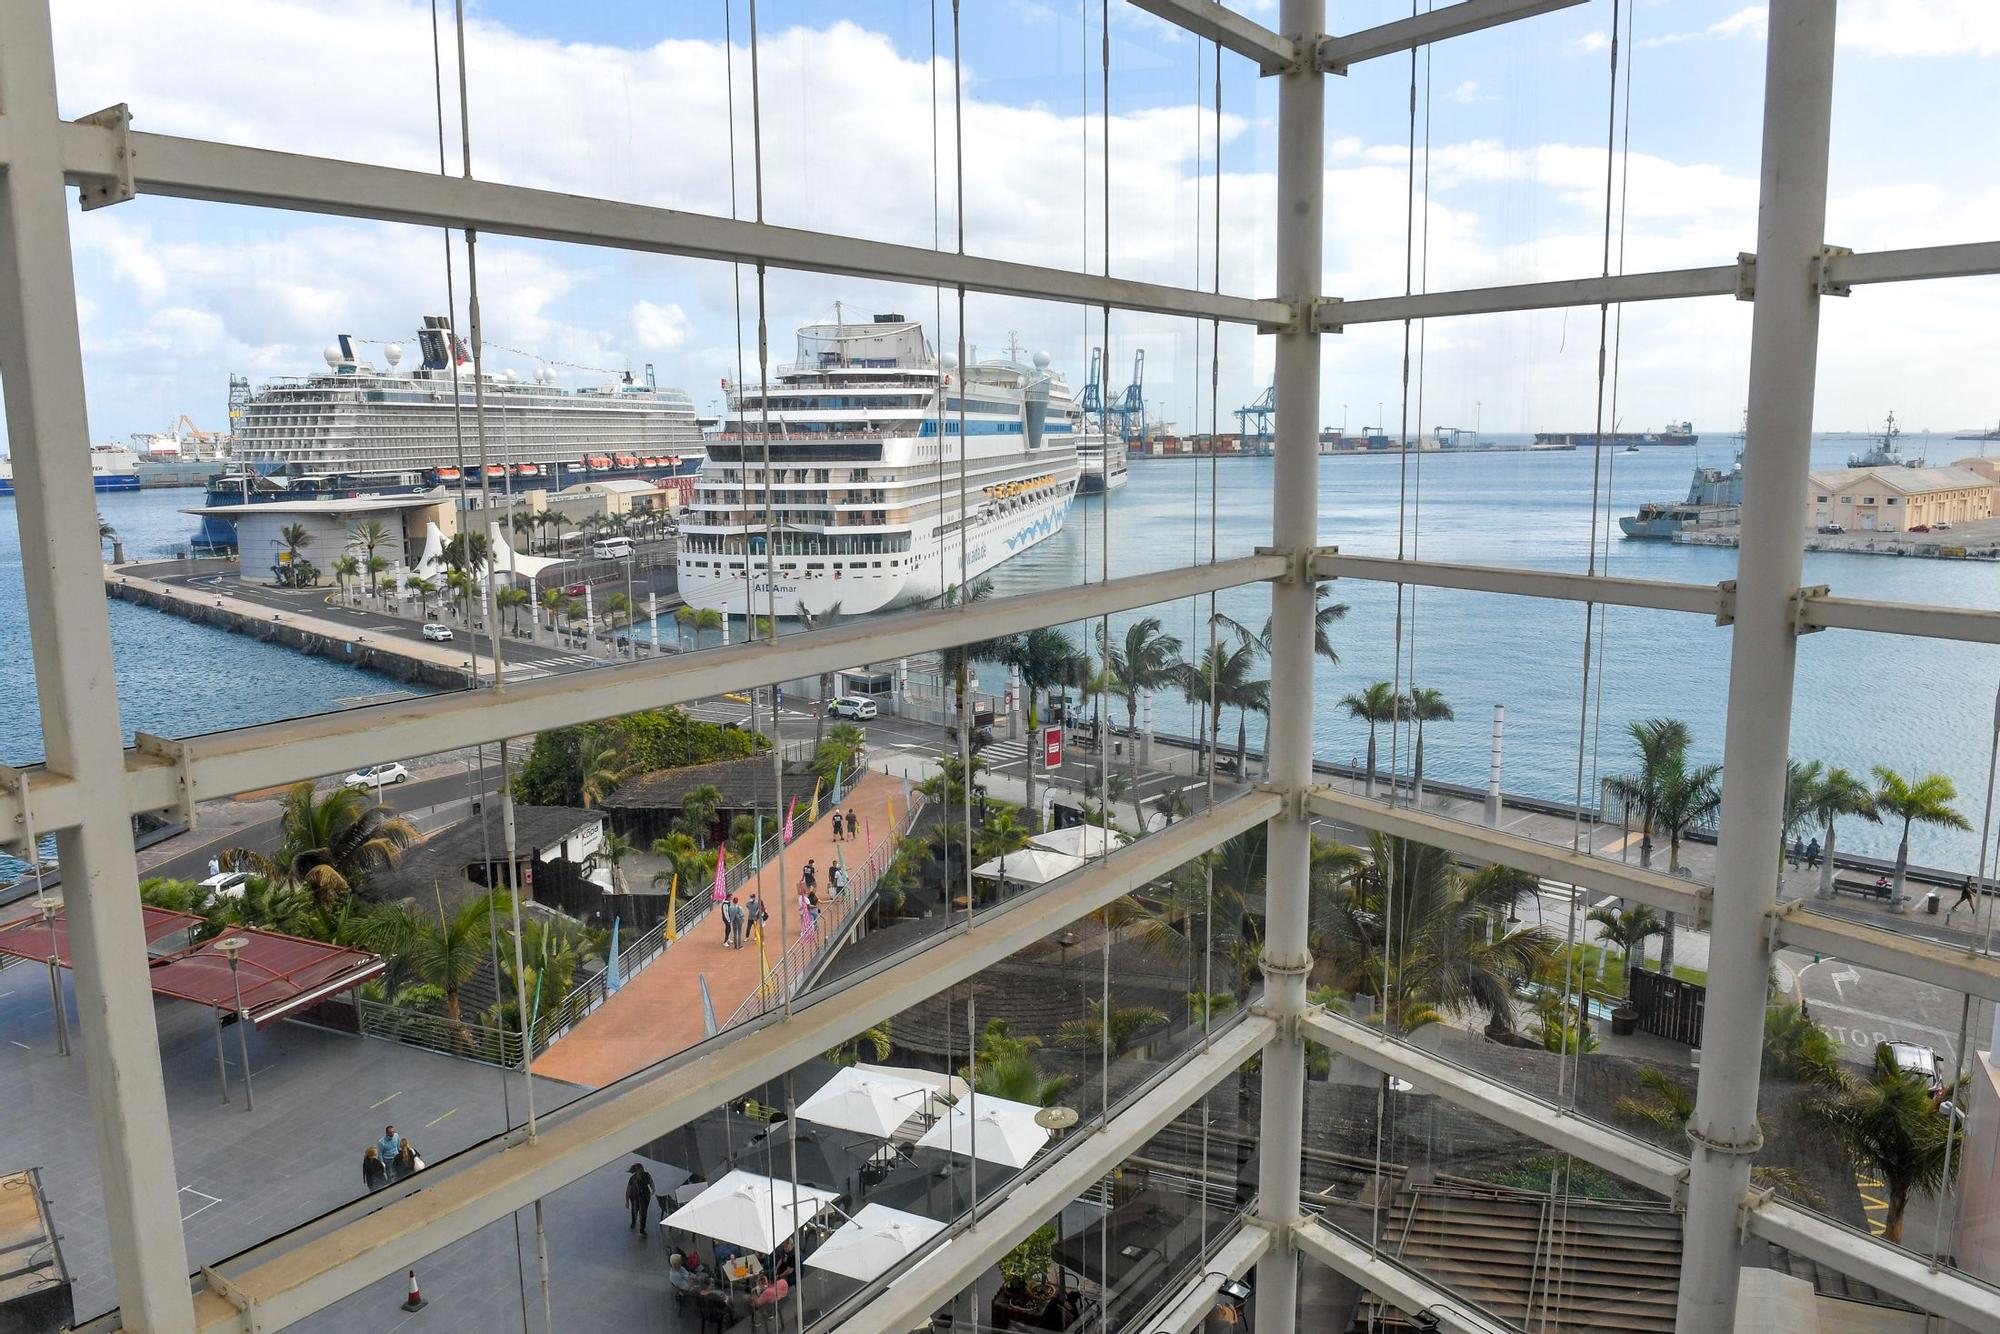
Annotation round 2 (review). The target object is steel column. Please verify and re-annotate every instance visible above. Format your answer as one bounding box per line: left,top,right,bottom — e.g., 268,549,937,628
1253,1,1324,1328
0,4,195,1329
1677,3,1837,1328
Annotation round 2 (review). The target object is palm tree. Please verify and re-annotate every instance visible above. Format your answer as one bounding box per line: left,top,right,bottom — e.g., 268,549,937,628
674,605,696,651
1212,581,1349,666
962,1019,1072,1106
1406,686,1454,802
539,585,567,640
1001,625,1079,821
1585,903,1666,1004
933,578,1001,724
1181,639,1258,780
1618,1065,1822,1207
441,530,488,576
98,515,123,563
1314,834,1553,1036
1055,999,1168,1054
1227,672,1270,780
673,783,727,845
496,585,530,634
576,731,627,809
404,575,436,619
365,555,392,604
331,554,361,602
1099,616,1184,802
443,569,474,624
1870,766,1970,911
404,888,513,1039
1339,681,1402,799
825,1022,893,1067
1604,718,1692,869
649,832,711,899
693,607,724,647
348,519,390,597
276,522,312,583
1811,1043,1964,1243
1809,765,1879,900
591,830,637,894
227,780,418,906
1652,754,1722,973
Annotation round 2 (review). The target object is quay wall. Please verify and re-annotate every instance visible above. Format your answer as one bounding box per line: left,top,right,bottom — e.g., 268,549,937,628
104,572,471,690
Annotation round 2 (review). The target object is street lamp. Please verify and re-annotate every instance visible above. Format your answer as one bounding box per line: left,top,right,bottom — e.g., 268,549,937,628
36,897,68,1056
215,936,254,1112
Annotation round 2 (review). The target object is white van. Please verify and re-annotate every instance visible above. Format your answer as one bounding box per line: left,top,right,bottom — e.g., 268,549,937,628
590,537,635,559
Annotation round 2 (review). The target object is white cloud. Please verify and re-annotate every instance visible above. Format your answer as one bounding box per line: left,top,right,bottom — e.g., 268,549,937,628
1569,31,1610,55
1840,0,2000,56
630,300,693,351
1447,80,1486,104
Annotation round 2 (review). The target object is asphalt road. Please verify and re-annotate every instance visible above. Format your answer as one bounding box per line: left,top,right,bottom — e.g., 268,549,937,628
1784,946,1990,1072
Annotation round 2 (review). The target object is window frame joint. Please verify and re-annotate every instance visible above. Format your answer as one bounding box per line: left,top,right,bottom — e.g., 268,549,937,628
76,104,136,211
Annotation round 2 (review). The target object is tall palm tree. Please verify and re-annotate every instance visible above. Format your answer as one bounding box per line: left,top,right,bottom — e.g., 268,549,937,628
1314,833,1554,1036
1099,616,1185,804
674,783,727,845
441,531,488,577
496,585,530,634
539,585,567,640
1002,625,1079,821
1339,681,1402,799
591,830,637,894
365,554,391,603
403,888,513,1038
693,607,724,647
1228,673,1270,780
443,569,474,624
576,731,628,809
1183,640,1258,780
1211,581,1349,666
1811,1043,1964,1244
1809,765,1879,900
674,605,696,651
1652,754,1721,973
227,781,418,906
405,575,437,619
98,516,123,563
348,519,390,597
331,554,361,602
1870,767,1970,911
933,578,1001,723
1406,686,1455,802
1604,718,1692,869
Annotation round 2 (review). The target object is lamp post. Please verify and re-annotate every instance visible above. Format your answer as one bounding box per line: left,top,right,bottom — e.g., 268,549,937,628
36,897,67,1056
215,936,253,1112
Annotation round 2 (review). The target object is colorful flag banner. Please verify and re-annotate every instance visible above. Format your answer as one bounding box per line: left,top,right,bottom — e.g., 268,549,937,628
665,873,679,942
783,794,798,843
699,974,718,1038
711,845,727,901
809,777,822,825
606,917,622,993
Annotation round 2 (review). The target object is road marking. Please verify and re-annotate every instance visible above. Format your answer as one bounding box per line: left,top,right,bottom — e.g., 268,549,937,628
10,1040,28,1050
1828,966,1860,999
371,1090,402,1108
426,1107,459,1128
1807,999,1960,1043
180,1186,223,1221
1857,1174,1888,1235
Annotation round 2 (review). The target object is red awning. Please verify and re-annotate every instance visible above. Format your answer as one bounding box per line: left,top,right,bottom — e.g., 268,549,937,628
0,909,382,1028
0,905,202,965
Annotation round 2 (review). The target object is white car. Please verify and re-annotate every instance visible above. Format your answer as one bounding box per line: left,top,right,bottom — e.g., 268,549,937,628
197,870,252,899
421,622,454,641
344,762,411,789
827,695,878,720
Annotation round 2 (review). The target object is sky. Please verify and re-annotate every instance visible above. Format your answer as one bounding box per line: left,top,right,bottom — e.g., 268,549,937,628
18,0,2000,448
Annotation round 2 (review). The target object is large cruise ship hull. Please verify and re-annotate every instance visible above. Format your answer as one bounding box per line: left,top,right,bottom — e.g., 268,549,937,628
678,481,1077,620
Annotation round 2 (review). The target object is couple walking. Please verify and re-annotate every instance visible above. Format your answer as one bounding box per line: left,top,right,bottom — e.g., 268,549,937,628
718,892,767,949
361,1124,423,1191
828,808,860,845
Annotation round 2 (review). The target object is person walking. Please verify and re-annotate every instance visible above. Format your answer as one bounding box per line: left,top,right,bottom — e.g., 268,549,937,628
393,1140,421,1181
361,1145,387,1192
625,1162,656,1238
830,863,847,899
802,860,817,895
377,1125,404,1163
1788,836,1804,869
831,814,842,844
721,893,735,944
745,893,767,946
1946,874,1980,924
846,809,859,842
1804,837,1821,869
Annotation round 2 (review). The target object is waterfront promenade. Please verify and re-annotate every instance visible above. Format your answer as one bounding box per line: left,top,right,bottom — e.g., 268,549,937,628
531,770,904,1088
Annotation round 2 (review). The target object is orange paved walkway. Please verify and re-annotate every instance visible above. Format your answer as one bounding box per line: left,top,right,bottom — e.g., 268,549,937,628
531,770,906,1088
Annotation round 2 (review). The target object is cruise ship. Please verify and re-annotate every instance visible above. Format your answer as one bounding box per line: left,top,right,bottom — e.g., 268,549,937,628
197,318,703,547
676,313,1083,618
0,445,141,496
1076,433,1128,492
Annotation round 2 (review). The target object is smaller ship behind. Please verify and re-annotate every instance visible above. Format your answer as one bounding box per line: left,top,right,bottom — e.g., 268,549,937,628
1075,433,1128,493
1620,421,1744,539
0,445,141,496
1848,411,1922,468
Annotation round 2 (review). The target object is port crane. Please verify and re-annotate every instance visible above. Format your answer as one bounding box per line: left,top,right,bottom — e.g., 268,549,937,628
1078,347,1103,422
1235,382,1276,454
1107,350,1147,444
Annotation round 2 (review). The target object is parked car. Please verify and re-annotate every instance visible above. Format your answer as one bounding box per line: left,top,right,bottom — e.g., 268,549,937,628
421,622,454,641
196,870,252,899
827,695,878,720
564,582,588,596
344,762,411,789
1885,1041,1942,1094
1908,524,1931,533
1935,521,1952,531
1816,523,1845,534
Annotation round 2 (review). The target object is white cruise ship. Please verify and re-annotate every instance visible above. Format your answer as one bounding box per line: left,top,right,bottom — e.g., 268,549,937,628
677,313,1085,618
230,318,704,479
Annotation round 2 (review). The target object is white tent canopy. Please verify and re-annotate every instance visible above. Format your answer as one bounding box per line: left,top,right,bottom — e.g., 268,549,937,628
914,1093,1049,1168
412,521,447,580
804,1203,946,1283
797,1066,932,1139
1028,824,1130,859
969,847,1086,888
659,1169,839,1251
486,521,568,580
855,1063,968,1102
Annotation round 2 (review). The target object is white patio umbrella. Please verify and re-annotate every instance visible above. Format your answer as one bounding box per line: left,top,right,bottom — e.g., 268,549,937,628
914,1093,1049,1168
797,1066,933,1138
804,1203,946,1282
969,846,1085,888
660,1169,839,1252
1028,824,1130,859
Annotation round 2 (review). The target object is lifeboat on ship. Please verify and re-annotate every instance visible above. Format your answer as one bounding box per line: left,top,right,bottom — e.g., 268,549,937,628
434,466,463,482
587,454,613,470
614,452,639,469
515,462,541,478
484,465,507,478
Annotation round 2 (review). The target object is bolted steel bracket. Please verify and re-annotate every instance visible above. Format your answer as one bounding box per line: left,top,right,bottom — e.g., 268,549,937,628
1813,245,1854,298
1714,579,1737,626
1254,545,1299,585
0,764,28,858
1763,897,1803,954
1312,297,1345,334
1733,252,1756,302
133,732,197,829
1737,1185,1778,1244
1791,584,1829,636
1692,884,1715,931
1253,781,1311,824
76,104,136,211
199,1265,262,1333
1686,1123,1764,1158
1670,1167,1692,1213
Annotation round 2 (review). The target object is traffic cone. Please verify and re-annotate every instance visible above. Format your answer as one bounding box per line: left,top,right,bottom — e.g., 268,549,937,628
401,1269,427,1312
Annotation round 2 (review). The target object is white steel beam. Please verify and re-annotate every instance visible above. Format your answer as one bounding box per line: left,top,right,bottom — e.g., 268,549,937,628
833,1017,1276,1334
1315,264,1738,328
1679,5,1836,1328
1141,1220,1275,1334
1292,1219,1517,1334
0,554,1283,837
1771,904,2000,1009
178,792,1281,1331
1746,1201,2000,1333
1827,239,2000,288
1305,787,1709,922
1255,1,1325,1329
1298,1010,1686,1199
36,120,1289,331
1801,593,2000,645
1318,0,1587,73
1313,551,1733,619
0,6,195,1330
1123,0,1299,72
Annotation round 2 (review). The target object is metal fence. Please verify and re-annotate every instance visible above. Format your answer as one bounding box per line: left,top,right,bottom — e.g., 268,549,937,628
356,996,525,1068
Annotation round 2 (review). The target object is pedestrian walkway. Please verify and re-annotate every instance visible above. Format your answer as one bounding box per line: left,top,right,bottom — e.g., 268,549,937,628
529,770,905,1089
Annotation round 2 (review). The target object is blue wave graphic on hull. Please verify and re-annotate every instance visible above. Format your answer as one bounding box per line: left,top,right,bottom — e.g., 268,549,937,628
1004,508,1065,552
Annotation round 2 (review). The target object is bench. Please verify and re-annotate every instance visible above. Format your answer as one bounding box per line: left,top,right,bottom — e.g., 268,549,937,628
1832,876,1890,902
